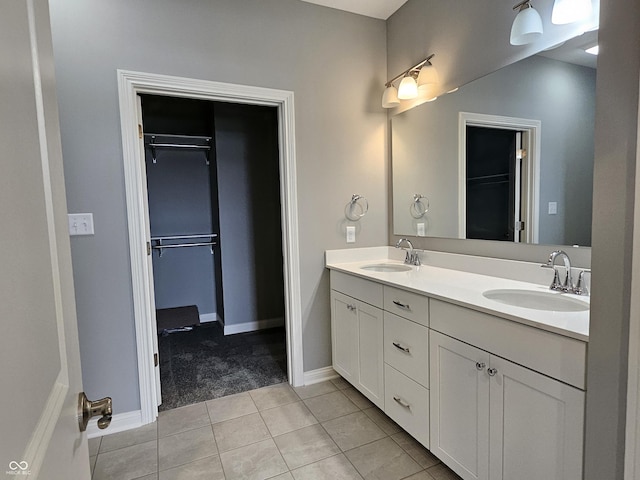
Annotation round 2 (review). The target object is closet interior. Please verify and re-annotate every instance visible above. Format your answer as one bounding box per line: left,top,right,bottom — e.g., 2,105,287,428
141,95,287,410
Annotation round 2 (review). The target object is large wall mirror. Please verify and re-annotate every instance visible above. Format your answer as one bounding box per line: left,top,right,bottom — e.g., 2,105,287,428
392,32,597,247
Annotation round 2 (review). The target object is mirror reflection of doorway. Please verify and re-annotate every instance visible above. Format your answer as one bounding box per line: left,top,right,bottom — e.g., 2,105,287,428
466,126,524,242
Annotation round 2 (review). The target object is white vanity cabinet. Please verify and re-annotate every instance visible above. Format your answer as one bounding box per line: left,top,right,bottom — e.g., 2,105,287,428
330,271,384,408
430,302,586,480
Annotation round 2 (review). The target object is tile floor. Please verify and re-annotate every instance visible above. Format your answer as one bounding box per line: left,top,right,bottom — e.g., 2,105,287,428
89,379,462,480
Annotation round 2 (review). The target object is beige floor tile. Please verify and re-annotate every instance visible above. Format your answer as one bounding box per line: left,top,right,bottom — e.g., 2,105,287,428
158,454,224,480
361,407,402,435
342,387,374,409
274,424,340,470
426,463,463,480
269,473,294,480
93,439,157,480
158,426,217,471
321,411,386,451
293,381,337,400
291,454,363,480
303,391,359,422
403,472,437,480
219,438,288,480
212,412,271,452
330,377,351,390
89,437,101,456
206,391,258,424
261,401,318,436
249,383,300,411
391,431,440,469
90,455,97,476
158,402,211,438
345,437,422,480
133,475,158,480
100,422,157,453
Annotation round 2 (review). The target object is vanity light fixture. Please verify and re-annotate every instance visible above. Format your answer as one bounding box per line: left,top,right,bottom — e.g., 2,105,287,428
510,0,544,46
551,0,592,25
382,54,437,108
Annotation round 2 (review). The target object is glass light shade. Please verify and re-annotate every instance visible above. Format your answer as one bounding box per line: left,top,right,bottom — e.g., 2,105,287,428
552,0,592,24
381,85,400,108
417,64,440,92
418,83,438,101
510,6,544,46
398,75,418,100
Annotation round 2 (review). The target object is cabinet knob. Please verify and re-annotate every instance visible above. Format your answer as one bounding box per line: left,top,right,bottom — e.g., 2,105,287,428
475,362,486,371
347,304,356,312
487,367,498,377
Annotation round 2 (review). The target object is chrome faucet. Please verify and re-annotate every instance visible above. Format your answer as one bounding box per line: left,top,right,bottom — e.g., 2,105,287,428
396,238,420,266
541,250,589,295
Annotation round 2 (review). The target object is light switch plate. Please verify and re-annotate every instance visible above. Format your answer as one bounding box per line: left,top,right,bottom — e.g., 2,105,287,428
346,226,356,243
68,213,95,236
417,223,426,236
548,202,558,215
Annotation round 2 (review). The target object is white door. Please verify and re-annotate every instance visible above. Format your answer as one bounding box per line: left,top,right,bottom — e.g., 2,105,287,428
430,331,490,480
0,0,91,478
489,356,585,480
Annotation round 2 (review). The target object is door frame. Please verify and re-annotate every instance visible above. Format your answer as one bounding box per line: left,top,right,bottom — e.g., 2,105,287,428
458,112,541,243
117,70,303,424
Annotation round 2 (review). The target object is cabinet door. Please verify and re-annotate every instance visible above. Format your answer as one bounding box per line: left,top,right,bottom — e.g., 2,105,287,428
331,290,358,385
357,302,384,409
430,331,490,480
489,356,585,480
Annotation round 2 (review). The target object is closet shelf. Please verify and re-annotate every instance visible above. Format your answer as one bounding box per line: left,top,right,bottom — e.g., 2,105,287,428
144,133,213,165
151,234,218,257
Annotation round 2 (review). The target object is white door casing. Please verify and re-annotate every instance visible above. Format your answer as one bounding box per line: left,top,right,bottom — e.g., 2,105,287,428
117,70,303,424
0,0,89,478
458,112,541,243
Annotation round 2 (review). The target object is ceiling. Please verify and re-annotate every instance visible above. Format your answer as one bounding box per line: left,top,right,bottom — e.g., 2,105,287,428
538,29,598,69
299,0,408,19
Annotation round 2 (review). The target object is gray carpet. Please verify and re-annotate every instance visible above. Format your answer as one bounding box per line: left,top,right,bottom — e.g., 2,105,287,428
158,322,287,411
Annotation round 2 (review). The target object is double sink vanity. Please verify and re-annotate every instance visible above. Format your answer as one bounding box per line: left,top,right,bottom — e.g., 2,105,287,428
326,246,589,480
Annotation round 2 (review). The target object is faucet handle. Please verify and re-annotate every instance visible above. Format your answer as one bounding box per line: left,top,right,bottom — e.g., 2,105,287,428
574,269,591,296
541,264,563,291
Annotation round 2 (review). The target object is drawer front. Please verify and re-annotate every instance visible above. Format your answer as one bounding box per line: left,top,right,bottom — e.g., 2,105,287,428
384,286,429,326
430,299,587,390
331,270,383,309
384,312,429,387
384,364,430,448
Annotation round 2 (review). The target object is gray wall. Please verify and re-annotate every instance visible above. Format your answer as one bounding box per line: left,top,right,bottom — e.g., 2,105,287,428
391,55,596,246
50,0,387,413
584,0,640,477
215,103,284,327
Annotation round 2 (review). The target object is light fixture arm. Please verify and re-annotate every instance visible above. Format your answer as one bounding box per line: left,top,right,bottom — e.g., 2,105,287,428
385,54,435,88
513,0,533,12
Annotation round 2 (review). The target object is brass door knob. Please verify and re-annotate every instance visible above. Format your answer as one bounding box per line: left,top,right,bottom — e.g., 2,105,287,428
78,392,112,432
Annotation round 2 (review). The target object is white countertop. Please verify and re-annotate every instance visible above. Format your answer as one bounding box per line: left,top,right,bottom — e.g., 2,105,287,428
326,255,589,342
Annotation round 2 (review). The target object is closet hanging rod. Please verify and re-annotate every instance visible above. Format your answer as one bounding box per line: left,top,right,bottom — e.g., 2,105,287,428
144,133,212,140
152,241,217,257
148,143,210,150
145,134,212,165
151,234,217,241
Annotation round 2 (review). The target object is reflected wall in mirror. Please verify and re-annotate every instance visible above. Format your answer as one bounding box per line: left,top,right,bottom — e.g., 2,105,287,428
392,49,596,247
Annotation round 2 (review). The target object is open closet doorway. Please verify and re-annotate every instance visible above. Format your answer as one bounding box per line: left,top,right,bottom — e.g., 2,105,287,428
140,95,287,411
118,70,303,425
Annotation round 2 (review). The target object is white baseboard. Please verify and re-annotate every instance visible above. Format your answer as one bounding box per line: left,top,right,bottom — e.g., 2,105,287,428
303,366,339,385
224,317,284,335
199,312,218,324
86,410,145,439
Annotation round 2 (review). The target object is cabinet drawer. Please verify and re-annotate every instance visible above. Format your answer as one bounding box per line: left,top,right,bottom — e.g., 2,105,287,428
384,364,430,448
331,270,383,308
384,286,429,326
430,299,587,390
384,312,429,387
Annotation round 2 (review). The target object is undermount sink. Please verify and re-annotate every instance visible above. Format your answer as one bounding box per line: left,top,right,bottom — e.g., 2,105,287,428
360,263,413,273
482,289,589,312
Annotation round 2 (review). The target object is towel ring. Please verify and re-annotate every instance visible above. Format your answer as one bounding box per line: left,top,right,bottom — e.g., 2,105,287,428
345,194,368,221
410,194,429,219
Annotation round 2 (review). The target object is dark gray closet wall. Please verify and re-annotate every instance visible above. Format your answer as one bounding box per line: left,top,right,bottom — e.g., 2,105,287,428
215,103,284,328
143,96,219,318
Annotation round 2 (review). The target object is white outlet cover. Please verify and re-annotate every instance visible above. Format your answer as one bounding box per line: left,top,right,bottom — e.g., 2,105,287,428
68,213,95,236
346,226,356,243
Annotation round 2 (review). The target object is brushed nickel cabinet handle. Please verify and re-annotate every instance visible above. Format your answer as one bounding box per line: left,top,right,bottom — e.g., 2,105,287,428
393,396,411,409
393,342,411,354
392,300,410,310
